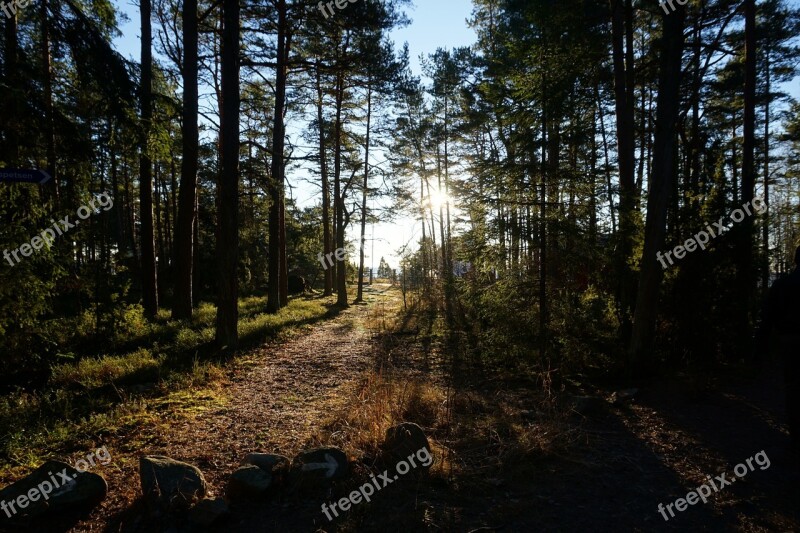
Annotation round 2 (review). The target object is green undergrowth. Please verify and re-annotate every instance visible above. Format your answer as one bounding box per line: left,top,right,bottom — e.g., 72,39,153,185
0,295,332,476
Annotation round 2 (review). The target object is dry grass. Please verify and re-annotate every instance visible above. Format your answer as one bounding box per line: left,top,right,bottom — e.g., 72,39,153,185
320,368,449,459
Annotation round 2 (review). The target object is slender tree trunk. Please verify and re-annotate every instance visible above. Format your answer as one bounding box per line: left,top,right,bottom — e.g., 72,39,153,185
356,79,372,303
736,0,757,351
165,163,174,263
193,192,201,304
732,115,739,204
215,0,240,348
315,61,333,296
596,87,617,234
41,0,59,207
628,2,686,371
334,69,349,307
140,0,159,318
4,10,19,166
173,0,199,319
762,51,770,290
610,0,638,323
742,0,756,206
111,139,125,259
540,111,548,360
155,167,165,295
437,144,447,278
444,97,453,274
279,190,288,305
267,0,289,313
590,106,598,240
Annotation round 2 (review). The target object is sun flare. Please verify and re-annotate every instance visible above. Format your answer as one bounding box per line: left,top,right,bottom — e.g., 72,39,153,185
426,188,451,212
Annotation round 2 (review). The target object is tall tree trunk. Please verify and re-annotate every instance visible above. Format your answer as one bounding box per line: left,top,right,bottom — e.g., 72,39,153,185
334,69,349,307
315,61,333,296
540,111,548,360
610,0,638,324
356,79,372,303
41,0,59,208
590,106,598,241
628,1,686,371
155,166,165,297
140,0,159,319
279,188,288,306
762,51,770,290
731,114,739,204
736,0,757,351
4,9,19,166
596,87,617,234
173,0,199,320
267,0,289,313
215,0,240,348
444,94,453,276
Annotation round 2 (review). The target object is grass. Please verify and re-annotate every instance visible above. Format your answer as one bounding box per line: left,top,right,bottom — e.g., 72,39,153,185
0,294,332,479
315,287,575,474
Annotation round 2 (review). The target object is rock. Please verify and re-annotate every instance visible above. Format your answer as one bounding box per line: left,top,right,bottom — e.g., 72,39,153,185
0,460,107,523
610,388,639,405
188,498,229,527
139,456,207,509
384,422,431,466
226,465,272,501
290,447,348,487
241,453,289,474
571,395,606,416
241,453,289,487
287,274,310,295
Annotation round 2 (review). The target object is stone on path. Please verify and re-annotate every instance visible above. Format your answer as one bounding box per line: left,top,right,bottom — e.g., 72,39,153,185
290,447,348,488
226,465,273,501
0,460,107,523
241,453,290,480
188,497,229,527
384,422,432,466
139,455,207,509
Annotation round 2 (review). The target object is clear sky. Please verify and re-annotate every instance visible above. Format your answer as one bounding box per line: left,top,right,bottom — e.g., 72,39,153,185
112,0,477,78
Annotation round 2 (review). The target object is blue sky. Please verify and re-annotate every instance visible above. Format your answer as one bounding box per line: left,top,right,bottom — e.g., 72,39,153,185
112,0,478,72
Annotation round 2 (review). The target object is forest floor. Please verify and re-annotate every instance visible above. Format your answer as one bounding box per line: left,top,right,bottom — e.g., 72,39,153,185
11,284,800,532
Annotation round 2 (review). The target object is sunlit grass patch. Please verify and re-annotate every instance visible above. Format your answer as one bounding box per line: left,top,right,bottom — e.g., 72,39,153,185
193,301,217,326
173,325,215,352
50,348,164,390
150,387,228,419
238,297,329,342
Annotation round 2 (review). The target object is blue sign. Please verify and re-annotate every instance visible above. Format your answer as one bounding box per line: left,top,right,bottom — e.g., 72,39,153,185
0,169,53,184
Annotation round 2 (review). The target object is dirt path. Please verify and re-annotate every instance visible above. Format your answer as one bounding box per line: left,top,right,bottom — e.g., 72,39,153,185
89,286,392,532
